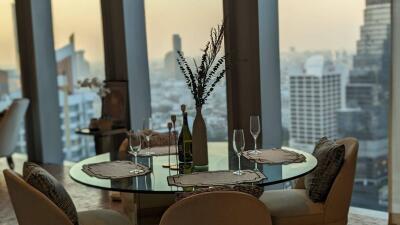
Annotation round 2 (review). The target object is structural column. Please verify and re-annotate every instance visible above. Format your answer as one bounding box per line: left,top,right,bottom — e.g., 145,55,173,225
258,0,282,148
223,0,282,159
224,0,262,156
389,0,400,224
15,0,63,163
101,0,151,130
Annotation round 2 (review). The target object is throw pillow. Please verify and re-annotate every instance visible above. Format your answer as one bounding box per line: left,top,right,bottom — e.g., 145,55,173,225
305,137,345,202
23,162,79,225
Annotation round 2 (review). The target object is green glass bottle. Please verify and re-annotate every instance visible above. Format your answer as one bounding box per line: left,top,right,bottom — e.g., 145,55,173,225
178,112,193,163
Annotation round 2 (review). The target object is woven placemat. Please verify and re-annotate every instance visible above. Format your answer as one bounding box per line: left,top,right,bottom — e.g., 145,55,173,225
82,160,151,179
243,149,306,164
167,170,266,187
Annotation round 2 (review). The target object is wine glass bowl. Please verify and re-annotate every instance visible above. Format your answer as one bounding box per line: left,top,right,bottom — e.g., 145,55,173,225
127,130,144,174
249,115,262,155
143,117,155,155
233,129,245,175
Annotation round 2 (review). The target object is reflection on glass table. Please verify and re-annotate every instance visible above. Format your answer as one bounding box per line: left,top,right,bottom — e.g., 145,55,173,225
69,142,317,193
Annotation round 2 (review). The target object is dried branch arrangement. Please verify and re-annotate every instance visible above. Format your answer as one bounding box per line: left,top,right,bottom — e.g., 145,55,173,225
176,23,226,108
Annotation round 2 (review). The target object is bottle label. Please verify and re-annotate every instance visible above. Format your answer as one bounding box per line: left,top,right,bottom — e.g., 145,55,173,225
178,143,184,162
183,140,192,162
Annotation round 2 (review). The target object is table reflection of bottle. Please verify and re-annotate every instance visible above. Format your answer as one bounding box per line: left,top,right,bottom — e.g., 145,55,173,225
178,162,193,174
179,162,194,192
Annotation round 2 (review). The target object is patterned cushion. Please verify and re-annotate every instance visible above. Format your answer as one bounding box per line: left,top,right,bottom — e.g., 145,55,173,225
23,162,79,225
175,184,264,201
305,137,345,202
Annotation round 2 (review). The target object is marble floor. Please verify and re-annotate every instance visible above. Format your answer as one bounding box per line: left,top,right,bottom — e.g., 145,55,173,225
0,155,387,225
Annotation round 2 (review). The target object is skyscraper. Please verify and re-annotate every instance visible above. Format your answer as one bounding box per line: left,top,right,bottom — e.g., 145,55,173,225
56,36,97,161
172,34,182,52
289,55,341,152
337,0,391,210
12,36,98,161
164,34,183,78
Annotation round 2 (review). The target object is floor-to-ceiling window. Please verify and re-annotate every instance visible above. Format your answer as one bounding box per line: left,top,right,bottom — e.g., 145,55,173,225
0,0,26,154
279,0,390,211
144,0,227,141
52,0,105,162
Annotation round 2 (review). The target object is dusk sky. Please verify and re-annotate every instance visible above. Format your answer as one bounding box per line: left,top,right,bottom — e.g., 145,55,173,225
0,0,364,69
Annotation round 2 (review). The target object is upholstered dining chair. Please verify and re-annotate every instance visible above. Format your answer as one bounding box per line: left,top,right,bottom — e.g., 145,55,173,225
159,191,273,225
3,169,133,225
260,137,359,225
0,98,29,169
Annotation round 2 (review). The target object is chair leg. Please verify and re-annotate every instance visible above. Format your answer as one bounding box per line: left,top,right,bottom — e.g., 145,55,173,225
6,156,14,170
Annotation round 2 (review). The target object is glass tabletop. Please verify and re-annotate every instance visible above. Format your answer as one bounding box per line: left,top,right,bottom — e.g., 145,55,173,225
69,142,317,193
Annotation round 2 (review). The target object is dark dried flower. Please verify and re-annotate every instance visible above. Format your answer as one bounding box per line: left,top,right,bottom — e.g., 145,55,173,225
177,23,227,108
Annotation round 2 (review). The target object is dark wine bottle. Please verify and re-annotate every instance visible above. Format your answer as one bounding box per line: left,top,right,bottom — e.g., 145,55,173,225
178,112,193,163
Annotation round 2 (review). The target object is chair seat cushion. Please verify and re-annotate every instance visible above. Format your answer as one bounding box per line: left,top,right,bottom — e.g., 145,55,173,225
78,209,133,225
259,189,324,225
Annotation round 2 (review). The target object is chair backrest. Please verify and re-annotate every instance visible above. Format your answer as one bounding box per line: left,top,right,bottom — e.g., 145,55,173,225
324,137,359,223
0,98,29,157
119,138,128,152
3,169,73,225
159,191,272,225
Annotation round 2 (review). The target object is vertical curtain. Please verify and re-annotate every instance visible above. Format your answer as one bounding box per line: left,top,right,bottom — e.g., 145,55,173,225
389,0,400,224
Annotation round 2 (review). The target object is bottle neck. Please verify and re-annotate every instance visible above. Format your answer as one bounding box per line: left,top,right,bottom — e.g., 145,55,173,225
183,112,188,126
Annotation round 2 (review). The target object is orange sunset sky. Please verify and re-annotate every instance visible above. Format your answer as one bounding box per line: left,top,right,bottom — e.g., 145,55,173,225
0,0,364,69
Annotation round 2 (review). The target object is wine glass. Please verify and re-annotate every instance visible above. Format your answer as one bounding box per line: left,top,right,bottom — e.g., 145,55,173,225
142,117,155,155
127,130,144,174
233,129,245,175
249,115,261,155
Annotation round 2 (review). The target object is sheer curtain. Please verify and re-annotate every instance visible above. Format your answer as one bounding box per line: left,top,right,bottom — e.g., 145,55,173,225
389,1,400,224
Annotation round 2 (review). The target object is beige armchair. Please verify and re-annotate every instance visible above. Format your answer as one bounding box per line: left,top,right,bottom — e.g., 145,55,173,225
260,137,359,225
3,169,132,225
160,191,273,225
0,98,29,169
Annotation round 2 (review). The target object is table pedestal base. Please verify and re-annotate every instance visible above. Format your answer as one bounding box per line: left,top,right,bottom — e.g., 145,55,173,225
121,193,175,225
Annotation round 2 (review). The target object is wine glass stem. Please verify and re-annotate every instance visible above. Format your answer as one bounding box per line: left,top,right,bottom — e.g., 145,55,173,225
148,157,151,169
254,137,257,150
238,155,241,173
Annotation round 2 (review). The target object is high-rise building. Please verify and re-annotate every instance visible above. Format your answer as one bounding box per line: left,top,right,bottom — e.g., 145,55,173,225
56,34,90,94
10,35,97,161
347,0,391,108
337,0,391,210
55,35,97,161
164,34,183,78
0,69,21,98
172,34,182,52
0,70,11,97
289,55,341,152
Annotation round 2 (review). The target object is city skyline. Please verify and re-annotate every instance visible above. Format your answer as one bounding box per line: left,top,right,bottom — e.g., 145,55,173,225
0,0,391,211
0,0,364,68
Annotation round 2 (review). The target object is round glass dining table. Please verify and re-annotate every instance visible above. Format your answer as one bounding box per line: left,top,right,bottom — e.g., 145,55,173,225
69,142,317,193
